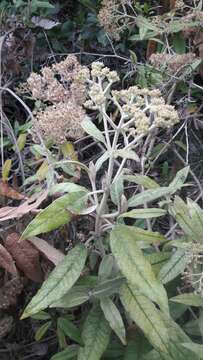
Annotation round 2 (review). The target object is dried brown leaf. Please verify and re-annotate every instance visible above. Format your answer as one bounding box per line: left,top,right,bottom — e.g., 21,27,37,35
0,189,48,221
4,233,43,283
0,181,26,200
28,236,65,265
0,244,17,275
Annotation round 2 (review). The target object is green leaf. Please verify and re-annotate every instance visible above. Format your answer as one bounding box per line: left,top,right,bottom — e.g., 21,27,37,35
169,302,188,321
57,324,67,349
31,311,51,320
159,312,199,360
119,208,166,219
114,149,140,162
172,34,186,54
187,198,203,236
51,346,78,360
114,226,166,247
170,293,203,307
78,305,111,360
50,285,90,308
170,196,199,239
100,298,126,345
128,187,171,207
98,255,114,280
21,244,87,318
95,152,109,171
110,176,124,206
128,167,189,207
35,321,52,341
158,249,188,284
81,118,106,145
124,333,151,360
183,319,201,336
181,343,203,359
57,317,83,345
50,183,88,195
33,0,54,9
142,349,169,360
146,252,171,275
124,175,159,189
91,277,125,299
169,167,189,192
120,283,169,353
21,192,86,239
110,225,169,314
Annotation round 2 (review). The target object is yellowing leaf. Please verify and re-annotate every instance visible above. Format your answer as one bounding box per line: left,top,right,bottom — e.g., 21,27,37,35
21,244,87,318
2,159,12,182
61,142,78,161
16,133,27,151
36,161,49,181
110,225,169,314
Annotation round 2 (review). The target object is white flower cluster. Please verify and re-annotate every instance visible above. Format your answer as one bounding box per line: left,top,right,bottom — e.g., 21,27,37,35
85,63,179,135
84,62,120,109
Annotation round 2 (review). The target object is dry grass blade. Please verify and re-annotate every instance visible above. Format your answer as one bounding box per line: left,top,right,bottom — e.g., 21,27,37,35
0,189,48,221
28,236,65,265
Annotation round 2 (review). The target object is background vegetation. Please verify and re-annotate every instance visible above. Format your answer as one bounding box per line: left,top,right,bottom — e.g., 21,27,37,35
0,1,203,359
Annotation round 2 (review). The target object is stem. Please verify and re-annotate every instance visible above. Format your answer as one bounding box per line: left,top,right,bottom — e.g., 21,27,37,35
94,113,125,237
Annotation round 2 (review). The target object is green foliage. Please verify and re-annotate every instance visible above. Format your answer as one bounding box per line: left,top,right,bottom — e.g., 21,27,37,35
2,0,203,358
21,244,87,318
78,305,111,360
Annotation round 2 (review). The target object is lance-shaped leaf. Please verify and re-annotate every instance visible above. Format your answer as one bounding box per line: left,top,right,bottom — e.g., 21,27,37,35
128,187,170,207
182,343,203,358
170,293,203,307
120,283,169,354
158,249,188,284
57,317,83,345
110,176,124,206
91,277,125,299
78,305,111,360
119,208,166,219
51,346,79,360
124,174,159,189
81,118,106,145
21,191,87,239
168,166,189,192
50,182,88,195
159,312,200,360
128,167,189,207
21,244,87,318
110,225,169,314
50,285,90,308
169,196,198,239
112,226,166,247
146,252,171,276
35,321,52,341
100,297,126,345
